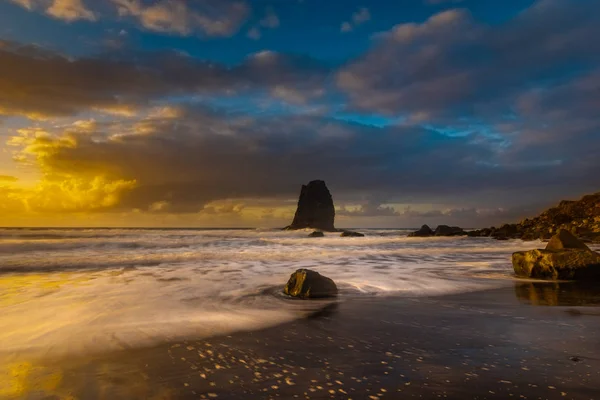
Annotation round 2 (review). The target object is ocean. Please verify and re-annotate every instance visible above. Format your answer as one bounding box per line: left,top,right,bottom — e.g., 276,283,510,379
0,228,564,359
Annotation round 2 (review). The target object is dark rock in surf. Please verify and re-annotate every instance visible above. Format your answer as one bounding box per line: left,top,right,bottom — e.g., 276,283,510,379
434,225,466,236
283,269,338,299
285,180,336,232
409,224,434,237
308,231,325,238
340,230,365,237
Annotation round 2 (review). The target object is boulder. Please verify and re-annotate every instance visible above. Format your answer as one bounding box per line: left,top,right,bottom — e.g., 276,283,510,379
283,269,338,299
308,231,324,238
409,225,434,237
340,230,365,237
545,229,590,251
512,249,600,280
285,180,336,232
434,225,466,236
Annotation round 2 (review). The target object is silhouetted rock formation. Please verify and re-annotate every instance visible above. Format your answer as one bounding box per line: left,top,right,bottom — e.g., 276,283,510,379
285,180,336,232
340,230,365,237
470,192,600,241
434,225,466,236
408,224,465,237
308,231,325,238
283,269,338,299
512,230,600,280
409,225,433,237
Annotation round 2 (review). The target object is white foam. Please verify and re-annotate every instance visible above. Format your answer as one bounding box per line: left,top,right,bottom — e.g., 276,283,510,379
0,228,536,358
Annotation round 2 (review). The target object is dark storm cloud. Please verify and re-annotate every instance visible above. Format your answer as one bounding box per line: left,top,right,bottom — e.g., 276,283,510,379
22,105,598,215
0,41,330,118
337,0,600,121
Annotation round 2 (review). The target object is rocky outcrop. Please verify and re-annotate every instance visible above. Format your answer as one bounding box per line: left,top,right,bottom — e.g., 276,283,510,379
285,180,336,232
308,231,324,238
408,224,466,237
435,225,465,236
340,230,365,237
408,225,433,237
283,269,338,299
512,230,600,280
472,192,600,241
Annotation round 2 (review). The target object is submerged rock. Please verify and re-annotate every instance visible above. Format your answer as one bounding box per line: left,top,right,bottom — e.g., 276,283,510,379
512,230,600,280
283,269,338,299
308,231,325,238
409,224,433,237
340,230,365,237
285,180,336,232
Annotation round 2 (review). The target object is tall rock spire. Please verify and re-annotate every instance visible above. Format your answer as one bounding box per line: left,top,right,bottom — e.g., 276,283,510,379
285,180,336,231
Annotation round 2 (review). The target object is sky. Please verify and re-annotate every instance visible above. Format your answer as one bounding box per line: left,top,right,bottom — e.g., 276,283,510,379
0,0,599,228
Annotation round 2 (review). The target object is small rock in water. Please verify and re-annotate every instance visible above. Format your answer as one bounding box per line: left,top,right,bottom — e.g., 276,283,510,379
308,231,325,238
283,269,338,299
340,231,365,237
408,224,433,237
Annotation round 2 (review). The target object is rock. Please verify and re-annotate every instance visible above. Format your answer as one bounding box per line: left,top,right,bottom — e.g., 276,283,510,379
409,224,434,237
492,224,520,239
285,180,336,232
308,231,324,238
512,248,600,280
340,230,365,237
545,229,590,251
476,191,600,241
283,269,338,299
434,225,466,236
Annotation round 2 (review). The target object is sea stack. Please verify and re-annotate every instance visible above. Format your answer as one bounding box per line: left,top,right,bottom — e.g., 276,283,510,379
285,180,336,232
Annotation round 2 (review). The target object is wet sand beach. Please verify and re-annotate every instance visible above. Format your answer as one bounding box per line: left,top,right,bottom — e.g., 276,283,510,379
3,283,600,400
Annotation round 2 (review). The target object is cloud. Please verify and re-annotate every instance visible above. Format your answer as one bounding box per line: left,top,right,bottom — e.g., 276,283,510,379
246,7,280,40
8,101,597,219
111,0,249,36
0,175,18,183
338,1,600,119
7,0,97,21
247,26,261,40
260,7,279,28
341,7,370,33
0,41,331,119
6,0,249,36
46,0,96,21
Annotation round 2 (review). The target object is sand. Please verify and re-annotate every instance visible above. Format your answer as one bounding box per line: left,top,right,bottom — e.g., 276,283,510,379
2,282,600,399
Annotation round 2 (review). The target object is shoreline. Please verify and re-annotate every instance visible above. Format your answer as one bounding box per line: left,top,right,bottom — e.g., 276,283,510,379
3,283,600,399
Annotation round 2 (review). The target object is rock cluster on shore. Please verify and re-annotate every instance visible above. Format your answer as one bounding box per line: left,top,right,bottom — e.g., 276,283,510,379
512,229,600,280
470,192,600,242
409,192,600,242
283,269,338,298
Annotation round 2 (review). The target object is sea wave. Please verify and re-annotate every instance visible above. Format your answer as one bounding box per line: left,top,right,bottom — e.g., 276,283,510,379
0,228,550,358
